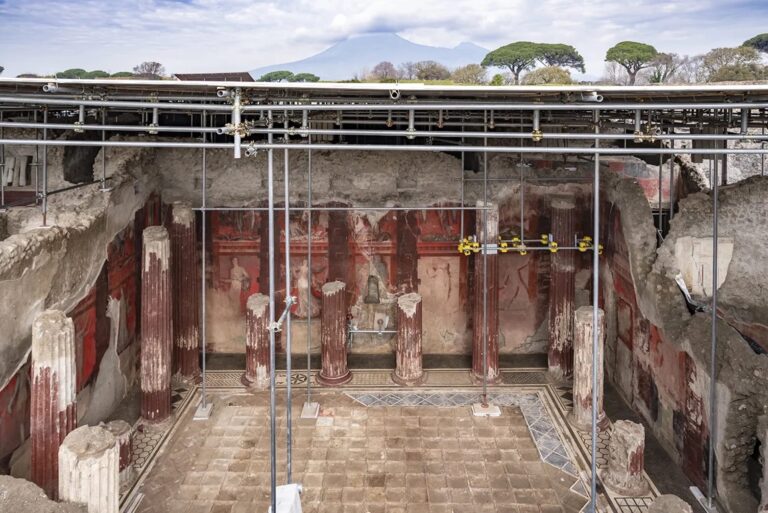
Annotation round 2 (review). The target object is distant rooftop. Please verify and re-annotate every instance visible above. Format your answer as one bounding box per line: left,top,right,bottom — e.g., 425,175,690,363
174,72,254,82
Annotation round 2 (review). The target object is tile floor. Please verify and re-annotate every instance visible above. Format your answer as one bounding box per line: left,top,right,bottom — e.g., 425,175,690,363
134,391,588,513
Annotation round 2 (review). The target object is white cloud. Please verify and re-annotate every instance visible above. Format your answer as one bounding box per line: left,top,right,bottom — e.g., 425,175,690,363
0,0,765,77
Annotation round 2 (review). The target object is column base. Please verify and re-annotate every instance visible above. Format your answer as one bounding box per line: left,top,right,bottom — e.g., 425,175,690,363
177,371,202,385
240,373,269,390
470,371,502,385
300,402,320,419
471,403,502,417
391,371,427,387
316,370,352,387
567,411,610,433
600,469,650,497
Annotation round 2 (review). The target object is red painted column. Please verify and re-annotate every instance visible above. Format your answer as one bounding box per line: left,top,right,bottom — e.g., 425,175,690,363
392,293,425,385
601,420,650,496
140,226,173,423
548,194,576,381
472,201,499,383
170,202,200,381
30,310,77,499
569,306,609,431
104,419,134,490
317,281,352,386
242,293,271,388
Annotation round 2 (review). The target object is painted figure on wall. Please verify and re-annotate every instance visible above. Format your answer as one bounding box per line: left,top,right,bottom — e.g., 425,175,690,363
228,256,251,313
292,259,321,318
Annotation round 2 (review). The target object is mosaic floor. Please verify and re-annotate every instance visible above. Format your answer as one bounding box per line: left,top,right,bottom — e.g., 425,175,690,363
120,369,660,513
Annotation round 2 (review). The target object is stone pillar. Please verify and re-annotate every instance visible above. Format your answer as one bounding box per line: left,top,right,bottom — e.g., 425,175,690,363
103,420,134,490
170,202,200,381
601,420,650,496
317,281,352,386
30,310,77,500
548,194,576,381
569,306,609,432
140,226,173,423
59,425,119,513
242,293,271,388
392,293,425,386
647,495,693,513
472,201,499,383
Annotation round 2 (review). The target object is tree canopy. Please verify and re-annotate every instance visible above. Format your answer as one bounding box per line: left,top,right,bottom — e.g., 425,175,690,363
482,42,585,84
522,66,573,85
370,61,398,80
744,33,768,53
413,60,450,80
605,41,658,85
259,70,295,82
481,42,540,84
132,61,165,79
451,64,487,84
291,72,320,82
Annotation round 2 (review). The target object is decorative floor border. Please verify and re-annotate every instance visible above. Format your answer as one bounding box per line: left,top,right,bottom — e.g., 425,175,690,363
120,368,660,513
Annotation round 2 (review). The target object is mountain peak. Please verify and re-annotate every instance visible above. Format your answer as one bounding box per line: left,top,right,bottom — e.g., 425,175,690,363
250,33,489,80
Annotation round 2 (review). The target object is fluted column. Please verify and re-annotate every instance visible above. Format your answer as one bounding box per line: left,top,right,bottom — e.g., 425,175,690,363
30,310,77,499
242,293,271,388
103,420,134,491
317,281,352,386
140,226,173,423
601,420,650,496
548,194,576,381
569,306,609,432
58,425,119,513
472,201,499,383
392,293,425,385
170,202,200,381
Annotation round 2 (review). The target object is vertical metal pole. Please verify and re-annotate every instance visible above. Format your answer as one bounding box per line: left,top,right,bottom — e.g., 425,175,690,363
590,110,601,513
41,108,48,226
762,125,765,177
306,136,313,402
707,156,719,508
460,120,465,238
519,110,525,241
34,110,39,203
267,131,277,513
669,137,675,223
1,110,5,208
657,151,663,238
284,147,293,484
101,108,107,189
481,110,489,406
201,110,208,409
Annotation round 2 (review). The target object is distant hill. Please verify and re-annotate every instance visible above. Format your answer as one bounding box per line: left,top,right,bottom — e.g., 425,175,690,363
250,33,488,81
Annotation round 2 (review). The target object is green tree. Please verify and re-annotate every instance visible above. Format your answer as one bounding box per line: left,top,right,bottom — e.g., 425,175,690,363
0,66,4,75
702,46,761,79
648,53,684,84
481,42,540,84
451,64,487,84
489,73,505,86
522,66,573,85
290,72,320,82
111,71,134,78
708,63,766,82
84,70,110,79
605,41,658,85
259,70,294,82
538,44,585,73
57,68,88,78
744,33,768,53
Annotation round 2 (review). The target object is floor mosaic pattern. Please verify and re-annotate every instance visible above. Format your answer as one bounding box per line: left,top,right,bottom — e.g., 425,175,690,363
120,369,661,513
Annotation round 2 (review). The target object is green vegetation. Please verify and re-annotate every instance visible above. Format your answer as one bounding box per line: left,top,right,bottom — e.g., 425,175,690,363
605,41,658,85
744,33,768,53
522,66,573,85
481,42,585,84
291,72,320,82
451,64,487,85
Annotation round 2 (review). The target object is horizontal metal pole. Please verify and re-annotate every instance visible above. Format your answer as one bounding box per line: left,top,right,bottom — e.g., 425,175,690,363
349,329,397,335
0,121,219,133
0,96,231,111
193,205,485,212
1,138,767,155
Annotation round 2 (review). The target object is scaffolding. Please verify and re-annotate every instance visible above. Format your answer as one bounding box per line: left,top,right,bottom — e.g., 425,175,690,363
2,77,768,513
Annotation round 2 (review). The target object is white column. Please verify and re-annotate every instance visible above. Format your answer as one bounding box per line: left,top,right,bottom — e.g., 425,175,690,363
59,425,119,513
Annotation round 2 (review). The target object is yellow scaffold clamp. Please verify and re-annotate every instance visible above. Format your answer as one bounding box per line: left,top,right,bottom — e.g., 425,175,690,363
498,237,509,254
578,236,604,255
540,233,549,246
458,237,480,256
510,236,527,255
548,241,559,253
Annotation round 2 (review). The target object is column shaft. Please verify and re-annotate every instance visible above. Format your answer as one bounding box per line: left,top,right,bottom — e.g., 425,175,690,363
569,306,608,431
170,202,200,380
602,420,650,496
393,293,425,385
548,195,576,381
140,226,173,423
103,420,133,491
317,281,352,386
58,425,119,513
243,293,271,388
472,201,499,382
30,310,77,500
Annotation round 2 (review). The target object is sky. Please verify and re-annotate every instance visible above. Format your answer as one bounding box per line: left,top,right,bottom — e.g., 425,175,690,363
0,0,766,79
